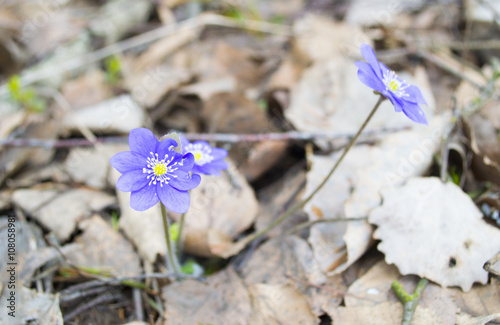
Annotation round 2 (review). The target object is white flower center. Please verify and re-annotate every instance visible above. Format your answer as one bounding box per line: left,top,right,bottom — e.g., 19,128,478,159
382,70,409,98
143,152,178,186
185,143,214,166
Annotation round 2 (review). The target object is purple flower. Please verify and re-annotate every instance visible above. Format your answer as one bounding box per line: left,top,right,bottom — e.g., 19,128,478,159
180,137,229,176
355,43,428,125
110,128,201,213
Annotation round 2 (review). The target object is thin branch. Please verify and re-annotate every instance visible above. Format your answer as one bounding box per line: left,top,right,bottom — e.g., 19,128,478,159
0,127,409,148
392,278,429,325
286,217,368,235
63,293,123,322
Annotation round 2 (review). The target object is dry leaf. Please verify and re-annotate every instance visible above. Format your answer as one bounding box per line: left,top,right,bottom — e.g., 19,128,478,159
344,114,448,218
304,146,375,275
255,165,307,237
65,215,142,277
369,177,500,291
241,236,327,287
456,313,500,325
125,65,192,107
0,217,45,285
345,0,427,26
61,95,145,135
162,268,251,325
248,283,319,325
89,0,152,45
64,145,121,189
325,301,445,325
12,187,116,242
449,277,500,316
345,260,457,325
0,286,63,325
61,69,112,109
180,160,258,257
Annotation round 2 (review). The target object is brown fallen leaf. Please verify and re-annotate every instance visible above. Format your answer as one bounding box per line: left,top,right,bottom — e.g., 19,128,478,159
61,69,112,110
369,177,500,291
202,93,288,181
12,186,116,242
65,215,142,277
344,260,457,325
162,268,251,325
247,283,319,325
179,160,258,257
61,95,145,135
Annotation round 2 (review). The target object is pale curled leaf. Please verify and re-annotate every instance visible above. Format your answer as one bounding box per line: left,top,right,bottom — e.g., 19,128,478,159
369,177,500,291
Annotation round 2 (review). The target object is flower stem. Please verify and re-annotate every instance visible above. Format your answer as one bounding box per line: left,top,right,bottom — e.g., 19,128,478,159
176,212,186,259
160,204,181,274
392,278,429,325
245,95,386,243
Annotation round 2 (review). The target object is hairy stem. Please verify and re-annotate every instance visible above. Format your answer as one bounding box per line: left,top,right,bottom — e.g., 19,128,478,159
245,95,386,243
176,212,186,259
392,278,429,325
160,204,181,274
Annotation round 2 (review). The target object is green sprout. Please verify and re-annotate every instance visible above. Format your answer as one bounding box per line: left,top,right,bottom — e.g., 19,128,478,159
7,75,46,113
104,55,122,85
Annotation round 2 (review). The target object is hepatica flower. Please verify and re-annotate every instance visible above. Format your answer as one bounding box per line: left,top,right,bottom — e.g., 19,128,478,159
180,137,229,176
355,43,428,125
110,128,201,213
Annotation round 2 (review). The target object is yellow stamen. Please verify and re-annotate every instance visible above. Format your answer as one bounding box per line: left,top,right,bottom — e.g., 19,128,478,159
194,152,202,162
153,163,167,176
389,80,398,91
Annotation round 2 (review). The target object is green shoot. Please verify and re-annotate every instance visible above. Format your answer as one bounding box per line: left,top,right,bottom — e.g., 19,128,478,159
7,75,46,113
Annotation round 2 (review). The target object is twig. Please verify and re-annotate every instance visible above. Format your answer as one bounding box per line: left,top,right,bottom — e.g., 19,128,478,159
392,278,429,325
133,288,144,322
59,272,197,299
238,95,386,246
286,217,368,235
63,293,123,322
417,50,485,90
0,127,409,148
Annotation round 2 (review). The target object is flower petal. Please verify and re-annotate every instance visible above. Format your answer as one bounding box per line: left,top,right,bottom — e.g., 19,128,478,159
192,160,228,176
169,171,201,191
129,128,158,157
156,138,179,160
384,91,403,112
355,61,385,92
179,135,191,153
210,148,228,160
404,85,428,105
110,151,145,173
116,170,149,192
130,184,159,211
401,101,428,125
157,184,190,213
176,153,195,172
360,43,382,78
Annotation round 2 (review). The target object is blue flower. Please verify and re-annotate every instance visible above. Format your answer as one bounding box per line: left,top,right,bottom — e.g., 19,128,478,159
110,128,201,213
355,43,428,125
180,137,229,176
